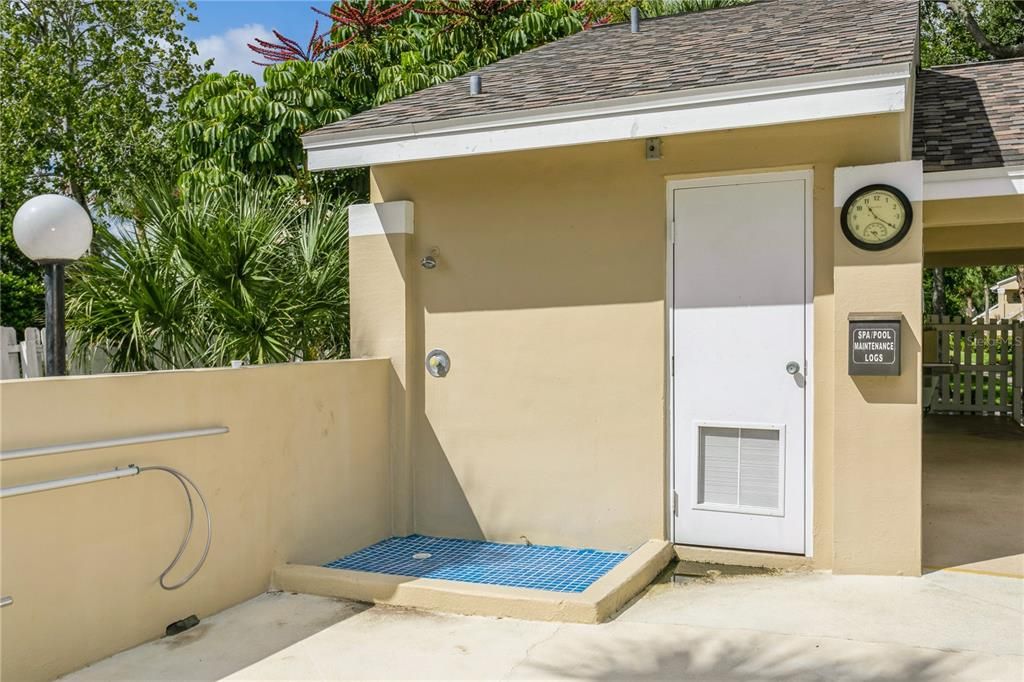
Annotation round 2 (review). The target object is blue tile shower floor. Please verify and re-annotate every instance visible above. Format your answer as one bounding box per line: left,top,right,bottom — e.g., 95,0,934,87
323,535,629,593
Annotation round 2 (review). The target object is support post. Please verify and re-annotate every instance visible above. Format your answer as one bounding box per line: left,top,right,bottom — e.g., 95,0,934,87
1014,323,1023,427
43,262,66,377
832,161,924,576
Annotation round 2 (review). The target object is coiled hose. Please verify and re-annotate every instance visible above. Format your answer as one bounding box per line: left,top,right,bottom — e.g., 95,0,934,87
137,465,212,590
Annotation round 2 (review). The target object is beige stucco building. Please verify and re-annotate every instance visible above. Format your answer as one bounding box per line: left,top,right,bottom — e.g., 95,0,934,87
3,3,1023,680
302,0,1024,577
975,275,1023,321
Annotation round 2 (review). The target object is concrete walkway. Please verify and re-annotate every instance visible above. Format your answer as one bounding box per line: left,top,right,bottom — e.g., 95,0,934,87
65,569,1023,681
923,415,1024,577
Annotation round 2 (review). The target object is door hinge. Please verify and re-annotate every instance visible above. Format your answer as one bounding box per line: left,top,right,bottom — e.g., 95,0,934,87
671,356,675,376
672,491,679,516
670,219,676,243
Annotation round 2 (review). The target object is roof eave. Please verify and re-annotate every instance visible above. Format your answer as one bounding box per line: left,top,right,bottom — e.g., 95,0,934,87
303,62,913,171
923,165,1024,201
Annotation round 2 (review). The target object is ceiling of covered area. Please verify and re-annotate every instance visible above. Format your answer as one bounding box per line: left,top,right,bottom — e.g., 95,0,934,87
916,59,1022,268
923,197,1023,268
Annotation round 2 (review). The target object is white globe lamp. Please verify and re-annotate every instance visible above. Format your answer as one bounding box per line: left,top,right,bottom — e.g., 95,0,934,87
13,194,92,263
12,194,93,376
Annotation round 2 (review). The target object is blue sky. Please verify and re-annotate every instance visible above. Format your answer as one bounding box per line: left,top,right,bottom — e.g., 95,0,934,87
185,1,335,81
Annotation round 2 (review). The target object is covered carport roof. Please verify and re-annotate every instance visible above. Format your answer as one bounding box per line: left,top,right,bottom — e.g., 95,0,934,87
915,59,1024,267
914,59,1023,173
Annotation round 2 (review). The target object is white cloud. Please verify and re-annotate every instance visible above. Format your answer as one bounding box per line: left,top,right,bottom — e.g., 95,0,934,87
193,23,274,82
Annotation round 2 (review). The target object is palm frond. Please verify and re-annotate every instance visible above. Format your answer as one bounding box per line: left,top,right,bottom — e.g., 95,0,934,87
67,181,350,370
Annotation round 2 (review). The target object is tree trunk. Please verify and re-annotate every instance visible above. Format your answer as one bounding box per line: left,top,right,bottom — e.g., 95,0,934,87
66,174,92,219
932,267,946,318
947,0,1024,59
60,13,94,225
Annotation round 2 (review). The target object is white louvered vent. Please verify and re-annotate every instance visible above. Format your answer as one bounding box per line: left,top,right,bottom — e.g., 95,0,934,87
698,426,782,512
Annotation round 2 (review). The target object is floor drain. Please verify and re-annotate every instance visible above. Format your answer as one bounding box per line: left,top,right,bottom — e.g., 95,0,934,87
412,552,432,560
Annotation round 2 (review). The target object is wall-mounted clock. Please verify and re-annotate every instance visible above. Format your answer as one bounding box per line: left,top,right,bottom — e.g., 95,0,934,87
840,184,913,251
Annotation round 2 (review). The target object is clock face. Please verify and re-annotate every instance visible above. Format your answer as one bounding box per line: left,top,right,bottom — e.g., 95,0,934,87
841,185,912,251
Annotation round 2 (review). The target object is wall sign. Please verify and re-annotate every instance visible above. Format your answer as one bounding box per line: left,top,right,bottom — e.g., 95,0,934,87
848,314,901,376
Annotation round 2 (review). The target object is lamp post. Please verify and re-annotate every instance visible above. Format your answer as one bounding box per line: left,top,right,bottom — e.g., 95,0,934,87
12,195,93,377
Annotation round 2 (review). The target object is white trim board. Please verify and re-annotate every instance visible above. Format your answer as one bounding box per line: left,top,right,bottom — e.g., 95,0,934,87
348,201,414,237
306,64,912,170
923,166,1024,201
834,161,924,207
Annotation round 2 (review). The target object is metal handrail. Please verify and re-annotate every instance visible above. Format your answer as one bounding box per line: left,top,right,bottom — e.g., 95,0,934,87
0,463,213,590
0,466,140,499
0,427,228,462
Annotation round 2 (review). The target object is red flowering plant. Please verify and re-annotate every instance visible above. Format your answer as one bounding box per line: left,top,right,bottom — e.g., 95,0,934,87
312,0,416,43
248,21,347,66
304,1,418,102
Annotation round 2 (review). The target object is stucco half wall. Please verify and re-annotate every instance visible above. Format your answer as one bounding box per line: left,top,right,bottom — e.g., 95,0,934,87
357,114,909,565
0,360,392,682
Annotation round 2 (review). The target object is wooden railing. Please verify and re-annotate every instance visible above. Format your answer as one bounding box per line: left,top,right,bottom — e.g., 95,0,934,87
925,316,1021,423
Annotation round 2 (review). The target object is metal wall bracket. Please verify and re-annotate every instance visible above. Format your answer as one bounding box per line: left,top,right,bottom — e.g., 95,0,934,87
645,137,662,160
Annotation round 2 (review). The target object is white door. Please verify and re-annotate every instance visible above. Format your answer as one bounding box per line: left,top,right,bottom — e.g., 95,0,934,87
670,171,811,554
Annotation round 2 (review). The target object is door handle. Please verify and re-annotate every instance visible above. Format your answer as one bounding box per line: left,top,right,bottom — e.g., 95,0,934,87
786,361,801,375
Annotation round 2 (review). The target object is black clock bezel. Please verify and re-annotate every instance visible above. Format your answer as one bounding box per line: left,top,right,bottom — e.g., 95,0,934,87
840,183,913,252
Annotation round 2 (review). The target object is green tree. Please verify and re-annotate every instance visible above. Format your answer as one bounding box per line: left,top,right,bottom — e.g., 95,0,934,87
0,232,44,331
924,266,1017,319
67,182,351,370
176,66,354,196
921,0,1024,67
943,0,1024,60
1,0,204,330
415,0,584,71
173,1,427,198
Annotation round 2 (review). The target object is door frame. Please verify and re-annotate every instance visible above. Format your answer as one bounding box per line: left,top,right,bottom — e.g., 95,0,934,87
665,168,815,557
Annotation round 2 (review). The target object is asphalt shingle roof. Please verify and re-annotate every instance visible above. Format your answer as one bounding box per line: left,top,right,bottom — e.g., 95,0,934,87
306,0,918,140
912,59,1024,172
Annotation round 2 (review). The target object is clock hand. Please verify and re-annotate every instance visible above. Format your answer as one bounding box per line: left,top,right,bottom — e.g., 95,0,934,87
867,206,895,229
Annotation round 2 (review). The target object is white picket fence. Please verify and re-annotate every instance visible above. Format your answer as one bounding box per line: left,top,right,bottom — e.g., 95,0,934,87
1,327,110,379
925,315,1022,424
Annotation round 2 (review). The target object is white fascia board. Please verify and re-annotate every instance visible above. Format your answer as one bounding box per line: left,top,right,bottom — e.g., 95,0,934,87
305,63,911,171
923,166,1024,201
